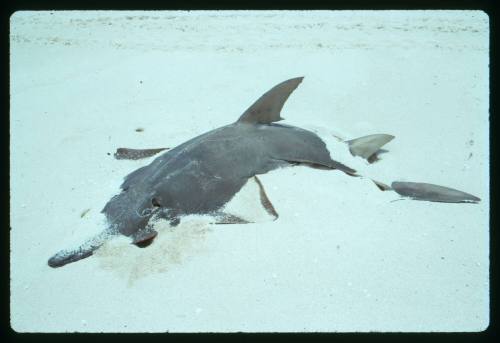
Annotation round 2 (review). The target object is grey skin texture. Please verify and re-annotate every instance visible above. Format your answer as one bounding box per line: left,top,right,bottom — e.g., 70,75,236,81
48,77,355,268
47,77,481,268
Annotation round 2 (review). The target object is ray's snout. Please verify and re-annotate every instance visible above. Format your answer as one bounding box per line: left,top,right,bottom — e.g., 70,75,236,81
48,249,94,268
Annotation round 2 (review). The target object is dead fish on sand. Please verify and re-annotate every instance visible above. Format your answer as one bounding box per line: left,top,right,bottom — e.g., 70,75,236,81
48,77,480,268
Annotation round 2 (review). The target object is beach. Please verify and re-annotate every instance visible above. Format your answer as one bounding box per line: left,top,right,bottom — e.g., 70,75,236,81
10,10,489,332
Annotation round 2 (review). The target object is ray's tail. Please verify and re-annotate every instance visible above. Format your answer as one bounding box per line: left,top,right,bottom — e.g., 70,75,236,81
345,134,481,203
388,181,480,203
47,230,111,268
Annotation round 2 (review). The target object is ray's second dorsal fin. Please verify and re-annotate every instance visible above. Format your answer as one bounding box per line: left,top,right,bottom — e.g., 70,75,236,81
346,134,395,160
237,77,304,125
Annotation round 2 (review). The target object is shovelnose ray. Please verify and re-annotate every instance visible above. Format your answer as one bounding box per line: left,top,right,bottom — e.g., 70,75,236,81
48,77,481,268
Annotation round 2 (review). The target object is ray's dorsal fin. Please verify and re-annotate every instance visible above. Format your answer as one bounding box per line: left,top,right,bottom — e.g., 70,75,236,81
237,77,304,124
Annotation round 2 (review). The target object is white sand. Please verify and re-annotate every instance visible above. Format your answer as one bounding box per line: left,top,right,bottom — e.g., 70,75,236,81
10,10,489,332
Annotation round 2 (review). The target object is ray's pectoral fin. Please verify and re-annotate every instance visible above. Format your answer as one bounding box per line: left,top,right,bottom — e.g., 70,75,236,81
215,176,279,224
114,148,169,160
236,77,304,124
391,181,481,203
346,134,394,163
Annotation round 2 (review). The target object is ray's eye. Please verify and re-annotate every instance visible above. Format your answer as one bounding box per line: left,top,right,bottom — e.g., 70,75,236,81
152,197,161,207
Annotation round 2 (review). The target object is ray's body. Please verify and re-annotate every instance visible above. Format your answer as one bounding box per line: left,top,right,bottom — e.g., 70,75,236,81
48,77,480,268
